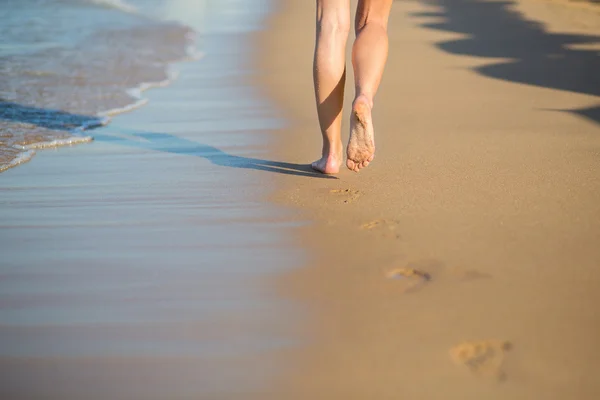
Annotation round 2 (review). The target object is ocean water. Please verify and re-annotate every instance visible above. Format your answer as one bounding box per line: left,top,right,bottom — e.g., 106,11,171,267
0,0,196,172
0,0,303,398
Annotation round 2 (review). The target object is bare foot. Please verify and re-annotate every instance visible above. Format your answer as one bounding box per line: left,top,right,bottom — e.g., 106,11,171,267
311,152,342,174
347,96,375,172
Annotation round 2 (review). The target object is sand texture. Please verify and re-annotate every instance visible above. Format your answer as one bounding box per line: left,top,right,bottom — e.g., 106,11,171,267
260,0,600,398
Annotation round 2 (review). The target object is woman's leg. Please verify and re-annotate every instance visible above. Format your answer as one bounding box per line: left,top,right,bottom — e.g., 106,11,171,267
347,0,393,172
311,0,351,174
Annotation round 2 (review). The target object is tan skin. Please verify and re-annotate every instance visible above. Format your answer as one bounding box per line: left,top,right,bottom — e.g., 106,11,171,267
311,0,393,174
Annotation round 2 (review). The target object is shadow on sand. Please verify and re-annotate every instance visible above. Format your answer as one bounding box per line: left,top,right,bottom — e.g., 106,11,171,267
0,100,334,179
93,129,335,179
408,0,600,125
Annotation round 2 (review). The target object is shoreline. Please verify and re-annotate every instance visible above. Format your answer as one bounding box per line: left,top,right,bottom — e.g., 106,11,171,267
261,0,600,398
0,46,198,174
0,1,303,399
0,1,196,174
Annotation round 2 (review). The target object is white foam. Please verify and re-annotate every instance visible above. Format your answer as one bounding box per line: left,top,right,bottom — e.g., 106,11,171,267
24,135,94,150
97,40,203,118
24,115,108,149
97,67,179,118
0,114,107,173
0,149,36,173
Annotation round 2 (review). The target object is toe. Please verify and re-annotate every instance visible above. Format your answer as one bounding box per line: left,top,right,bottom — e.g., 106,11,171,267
347,159,355,171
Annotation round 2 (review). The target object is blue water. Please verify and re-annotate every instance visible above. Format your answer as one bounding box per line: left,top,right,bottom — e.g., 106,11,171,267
0,0,194,171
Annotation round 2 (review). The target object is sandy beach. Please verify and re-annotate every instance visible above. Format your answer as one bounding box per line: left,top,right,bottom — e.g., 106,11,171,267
1,0,599,398
261,0,600,398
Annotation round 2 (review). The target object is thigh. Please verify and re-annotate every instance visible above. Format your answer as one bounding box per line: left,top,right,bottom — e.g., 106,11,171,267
356,0,393,29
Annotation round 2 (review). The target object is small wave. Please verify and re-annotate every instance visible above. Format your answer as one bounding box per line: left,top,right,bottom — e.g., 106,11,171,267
98,41,203,118
22,135,94,150
0,5,200,174
0,149,36,173
98,68,179,118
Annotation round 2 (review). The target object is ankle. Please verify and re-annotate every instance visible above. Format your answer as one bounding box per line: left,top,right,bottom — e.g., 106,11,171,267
353,94,373,109
322,141,343,158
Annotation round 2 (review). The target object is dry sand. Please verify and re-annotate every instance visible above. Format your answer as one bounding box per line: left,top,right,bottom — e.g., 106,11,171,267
259,0,600,398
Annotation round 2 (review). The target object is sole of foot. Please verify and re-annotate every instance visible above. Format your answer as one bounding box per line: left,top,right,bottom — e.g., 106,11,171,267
347,97,375,172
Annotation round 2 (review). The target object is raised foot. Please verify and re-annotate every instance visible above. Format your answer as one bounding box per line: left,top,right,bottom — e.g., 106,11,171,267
311,154,342,174
347,97,375,172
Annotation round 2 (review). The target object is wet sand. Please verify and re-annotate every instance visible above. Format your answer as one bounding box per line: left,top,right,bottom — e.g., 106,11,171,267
261,0,600,399
0,2,306,399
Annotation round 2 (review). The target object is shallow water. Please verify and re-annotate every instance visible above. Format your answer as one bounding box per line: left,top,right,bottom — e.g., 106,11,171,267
0,1,306,398
0,0,194,171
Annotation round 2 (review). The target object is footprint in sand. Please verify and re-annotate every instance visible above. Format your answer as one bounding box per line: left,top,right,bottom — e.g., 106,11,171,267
385,268,431,293
405,260,493,282
448,267,493,282
360,219,401,238
385,260,492,292
450,340,512,381
329,188,360,204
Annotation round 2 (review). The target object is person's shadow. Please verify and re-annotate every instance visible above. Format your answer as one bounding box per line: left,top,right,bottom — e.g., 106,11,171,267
0,100,334,179
94,129,335,179
409,0,600,125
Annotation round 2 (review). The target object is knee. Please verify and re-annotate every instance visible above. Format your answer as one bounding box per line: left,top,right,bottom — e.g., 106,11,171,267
317,12,351,37
355,11,388,33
